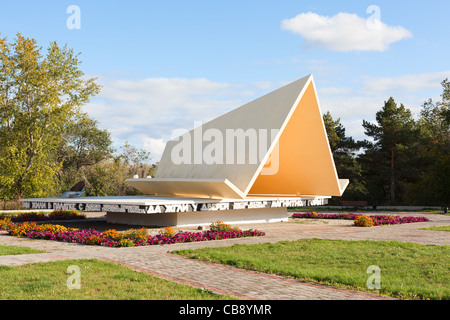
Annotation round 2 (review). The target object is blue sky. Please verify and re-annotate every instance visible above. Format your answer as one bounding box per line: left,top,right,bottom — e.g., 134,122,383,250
1,1,449,161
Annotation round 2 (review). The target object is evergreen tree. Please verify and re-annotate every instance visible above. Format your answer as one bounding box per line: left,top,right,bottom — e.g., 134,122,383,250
322,111,366,200
360,97,419,205
408,79,450,209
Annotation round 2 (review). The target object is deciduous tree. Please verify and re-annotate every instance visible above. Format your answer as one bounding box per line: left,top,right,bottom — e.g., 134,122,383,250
0,33,100,199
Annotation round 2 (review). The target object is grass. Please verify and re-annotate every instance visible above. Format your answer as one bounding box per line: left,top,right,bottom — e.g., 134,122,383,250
172,239,450,300
420,209,448,214
0,245,44,256
421,226,450,231
0,259,237,300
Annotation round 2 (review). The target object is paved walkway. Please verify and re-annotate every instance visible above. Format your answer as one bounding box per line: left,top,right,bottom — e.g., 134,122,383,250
0,212,448,300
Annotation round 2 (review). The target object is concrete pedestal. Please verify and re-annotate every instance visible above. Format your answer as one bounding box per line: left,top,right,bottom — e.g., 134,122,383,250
21,195,328,228
106,206,288,227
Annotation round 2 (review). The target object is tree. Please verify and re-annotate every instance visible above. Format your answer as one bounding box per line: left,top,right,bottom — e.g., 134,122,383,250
323,111,363,157
61,115,113,171
360,97,419,205
407,79,450,209
118,141,151,167
0,33,100,199
55,114,113,195
322,111,366,201
78,142,156,197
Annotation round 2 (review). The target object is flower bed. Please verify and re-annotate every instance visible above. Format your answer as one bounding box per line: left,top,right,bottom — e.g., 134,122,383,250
0,210,86,222
292,212,359,220
291,212,429,227
0,219,265,248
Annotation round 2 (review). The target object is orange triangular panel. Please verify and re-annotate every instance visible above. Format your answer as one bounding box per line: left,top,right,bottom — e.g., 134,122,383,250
248,81,342,196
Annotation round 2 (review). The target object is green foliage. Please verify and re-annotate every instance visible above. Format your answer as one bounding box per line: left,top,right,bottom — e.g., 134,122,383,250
118,141,151,165
405,79,450,207
0,33,100,199
59,114,113,171
56,141,157,197
323,112,367,201
360,97,419,205
324,85,448,207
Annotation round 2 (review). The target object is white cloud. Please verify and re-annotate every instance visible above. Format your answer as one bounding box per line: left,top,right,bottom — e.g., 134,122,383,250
361,71,450,95
83,77,272,161
318,70,449,142
281,12,412,52
317,87,353,96
141,137,167,160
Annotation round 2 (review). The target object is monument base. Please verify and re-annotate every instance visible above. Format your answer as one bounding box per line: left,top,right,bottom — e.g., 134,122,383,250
106,207,288,227
21,195,329,228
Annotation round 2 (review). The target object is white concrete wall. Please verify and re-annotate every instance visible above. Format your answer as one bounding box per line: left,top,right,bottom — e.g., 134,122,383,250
106,207,288,227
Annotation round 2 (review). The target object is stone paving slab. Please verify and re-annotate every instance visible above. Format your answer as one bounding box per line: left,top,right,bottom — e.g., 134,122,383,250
0,212,448,300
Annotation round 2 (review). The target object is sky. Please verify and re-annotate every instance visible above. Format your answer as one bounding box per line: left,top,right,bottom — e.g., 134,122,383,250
1,0,449,162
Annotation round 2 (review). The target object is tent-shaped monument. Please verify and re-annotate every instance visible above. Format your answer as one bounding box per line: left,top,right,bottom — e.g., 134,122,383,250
126,74,349,199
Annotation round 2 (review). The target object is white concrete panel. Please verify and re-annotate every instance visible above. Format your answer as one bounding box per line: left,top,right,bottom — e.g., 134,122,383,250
106,207,288,227
125,178,245,199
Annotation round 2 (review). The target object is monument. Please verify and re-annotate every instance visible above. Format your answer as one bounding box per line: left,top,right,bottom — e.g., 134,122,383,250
22,74,349,227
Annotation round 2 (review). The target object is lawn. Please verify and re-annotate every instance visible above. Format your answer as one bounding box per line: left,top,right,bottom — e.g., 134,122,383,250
0,245,44,256
421,226,450,231
0,259,236,300
172,239,450,300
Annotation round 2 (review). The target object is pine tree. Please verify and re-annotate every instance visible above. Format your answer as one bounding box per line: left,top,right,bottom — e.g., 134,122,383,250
322,111,366,200
360,97,418,205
